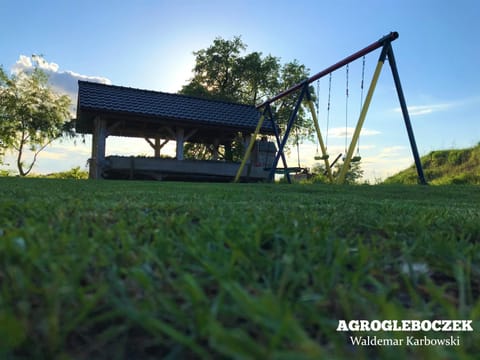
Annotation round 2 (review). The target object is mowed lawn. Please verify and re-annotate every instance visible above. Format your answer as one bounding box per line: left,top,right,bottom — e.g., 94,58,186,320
0,178,479,359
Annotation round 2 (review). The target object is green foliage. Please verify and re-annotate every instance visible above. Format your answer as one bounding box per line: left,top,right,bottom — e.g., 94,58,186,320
1,179,479,358
180,36,314,160
183,134,245,161
431,150,448,166
181,36,283,105
0,56,72,176
39,166,88,179
448,149,469,166
385,144,480,185
309,159,364,184
306,172,329,184
181,36,247,103
0,169,14,177
339,160,364,184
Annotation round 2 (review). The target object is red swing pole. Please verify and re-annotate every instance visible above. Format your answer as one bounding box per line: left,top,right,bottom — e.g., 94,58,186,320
256,32,398,109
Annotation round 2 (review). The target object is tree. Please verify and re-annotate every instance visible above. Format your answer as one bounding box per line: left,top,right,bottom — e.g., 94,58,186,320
311,160,364,184
181,36,246,103
180,36,314,160
0,57,72,176
339,160,364,184
236,51,280,104
273,60,316,148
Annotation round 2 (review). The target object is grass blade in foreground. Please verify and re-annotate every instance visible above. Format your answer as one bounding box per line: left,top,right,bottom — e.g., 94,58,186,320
0,178,479,358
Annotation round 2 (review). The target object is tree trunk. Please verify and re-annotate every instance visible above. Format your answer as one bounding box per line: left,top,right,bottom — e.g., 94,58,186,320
17,134,27,176
16,134,51,176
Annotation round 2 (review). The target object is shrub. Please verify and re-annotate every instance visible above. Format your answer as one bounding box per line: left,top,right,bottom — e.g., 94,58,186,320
450,173,470,184
430,150,448,166
44,167,88,180
0,169,13,177
448,150,469,166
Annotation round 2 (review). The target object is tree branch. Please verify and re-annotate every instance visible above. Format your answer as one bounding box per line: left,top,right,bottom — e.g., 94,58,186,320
21,140,53,176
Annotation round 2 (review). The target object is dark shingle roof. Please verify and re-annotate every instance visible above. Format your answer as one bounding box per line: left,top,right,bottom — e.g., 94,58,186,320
76,81,273,136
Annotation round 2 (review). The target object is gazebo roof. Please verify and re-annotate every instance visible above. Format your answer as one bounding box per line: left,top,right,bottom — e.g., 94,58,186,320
75,81,274,143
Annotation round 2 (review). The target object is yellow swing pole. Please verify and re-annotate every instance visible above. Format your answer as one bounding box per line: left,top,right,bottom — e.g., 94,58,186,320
234,113,265,183
306,100,333,182
337,52,386,184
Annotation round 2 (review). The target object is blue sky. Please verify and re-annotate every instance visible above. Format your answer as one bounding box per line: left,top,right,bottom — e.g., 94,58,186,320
1,0,479,180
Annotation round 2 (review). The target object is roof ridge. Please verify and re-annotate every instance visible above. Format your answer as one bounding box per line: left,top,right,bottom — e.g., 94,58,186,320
78,80,256,109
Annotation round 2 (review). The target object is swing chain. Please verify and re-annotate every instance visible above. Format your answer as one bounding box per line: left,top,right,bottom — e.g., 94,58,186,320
357,56,366,157
315,80,320,155
326,73,332,150
345,64,349,154
360,55,365,107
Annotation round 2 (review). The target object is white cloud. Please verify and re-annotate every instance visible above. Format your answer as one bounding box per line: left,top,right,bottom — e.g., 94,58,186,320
401,103,452,116
1,57,112,175
11,55,33,71
38,151,68,161
393,96,480,118
327,127,381,138
11,55,111,108
376,145,407,158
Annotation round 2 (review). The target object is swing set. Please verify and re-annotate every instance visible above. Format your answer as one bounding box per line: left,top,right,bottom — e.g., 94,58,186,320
234,31,427,185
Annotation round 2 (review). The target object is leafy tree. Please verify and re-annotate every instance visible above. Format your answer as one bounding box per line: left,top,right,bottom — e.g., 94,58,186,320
180,36,314,160
340,160,364,184
0,58,72,176
0,144,4,166
273,60,316,148
183,133,245,161
236,51,280,104
181,36,246,103
311,160,364,184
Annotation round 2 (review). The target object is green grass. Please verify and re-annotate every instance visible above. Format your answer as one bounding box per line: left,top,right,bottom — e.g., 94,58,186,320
385,143,480,185
1,178,479,359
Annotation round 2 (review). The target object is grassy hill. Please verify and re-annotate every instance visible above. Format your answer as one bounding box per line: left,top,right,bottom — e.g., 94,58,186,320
385,143,480,185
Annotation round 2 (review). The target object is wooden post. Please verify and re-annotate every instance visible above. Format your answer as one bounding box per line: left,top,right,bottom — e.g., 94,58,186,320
145,137,169,157
225,142,233,162
176,127,185,160
155,137,161,157
212,138,220,160
90,116,107,179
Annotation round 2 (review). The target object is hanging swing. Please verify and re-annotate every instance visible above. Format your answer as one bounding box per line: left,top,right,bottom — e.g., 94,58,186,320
343,62,363,164
351,56,367,163
314,74,331,161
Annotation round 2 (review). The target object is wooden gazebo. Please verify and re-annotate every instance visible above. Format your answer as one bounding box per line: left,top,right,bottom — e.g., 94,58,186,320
75,81,276,181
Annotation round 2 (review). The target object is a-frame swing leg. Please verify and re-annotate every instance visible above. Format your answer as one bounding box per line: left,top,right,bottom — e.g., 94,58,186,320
234,113,265,183
265,104,291,183
234,105,292,183
268,83,309,181
337,46,388,184
386,44,427,185
305,90,334,182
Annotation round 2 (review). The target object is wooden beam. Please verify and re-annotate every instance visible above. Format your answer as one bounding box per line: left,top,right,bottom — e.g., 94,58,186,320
163,126,176,138
184,128,198,142
145,138,155,149
107,120,123,136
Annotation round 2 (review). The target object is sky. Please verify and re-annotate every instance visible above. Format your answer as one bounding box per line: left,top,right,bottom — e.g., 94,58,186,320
1,0,479,181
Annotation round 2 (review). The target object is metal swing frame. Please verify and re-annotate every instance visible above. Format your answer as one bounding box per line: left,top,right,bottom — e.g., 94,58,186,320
234,31,427,185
